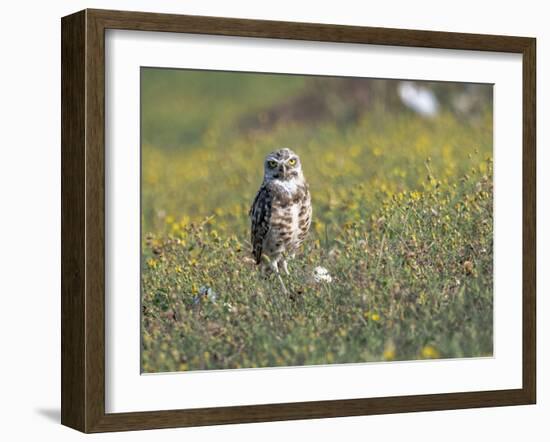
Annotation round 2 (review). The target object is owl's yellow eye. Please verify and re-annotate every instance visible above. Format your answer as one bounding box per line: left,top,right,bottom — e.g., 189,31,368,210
268,160,278,169
288,158,297,166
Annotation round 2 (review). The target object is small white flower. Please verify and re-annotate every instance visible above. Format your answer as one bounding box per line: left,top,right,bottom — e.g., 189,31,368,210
312,266,333,283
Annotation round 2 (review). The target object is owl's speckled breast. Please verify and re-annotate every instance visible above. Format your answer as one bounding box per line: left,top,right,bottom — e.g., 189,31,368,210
264,180,311,257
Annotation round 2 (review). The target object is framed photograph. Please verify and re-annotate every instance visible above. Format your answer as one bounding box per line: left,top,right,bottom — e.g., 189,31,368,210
61,9,536,433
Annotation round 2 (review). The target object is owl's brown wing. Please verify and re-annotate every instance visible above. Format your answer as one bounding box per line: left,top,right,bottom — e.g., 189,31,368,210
297,185,312,245
249,184,272,265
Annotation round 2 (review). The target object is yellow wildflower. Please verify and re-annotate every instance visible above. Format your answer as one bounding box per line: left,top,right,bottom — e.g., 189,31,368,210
421,345,440,359
383,346,396,361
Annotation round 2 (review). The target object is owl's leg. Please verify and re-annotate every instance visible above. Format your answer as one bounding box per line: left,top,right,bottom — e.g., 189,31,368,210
276,272,288,295
281,259,290,275
259,257,270,276
259,254,277,276
270,257,288,294
282,251,296,275
270,259,279,274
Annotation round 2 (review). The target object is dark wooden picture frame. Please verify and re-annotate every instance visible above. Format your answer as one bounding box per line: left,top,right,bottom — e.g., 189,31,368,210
61,8,536,433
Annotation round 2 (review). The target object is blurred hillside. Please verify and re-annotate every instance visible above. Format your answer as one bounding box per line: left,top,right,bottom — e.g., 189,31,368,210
141,68,492,236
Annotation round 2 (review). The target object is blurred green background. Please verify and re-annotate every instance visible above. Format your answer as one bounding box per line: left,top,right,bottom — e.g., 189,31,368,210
141,68,492,237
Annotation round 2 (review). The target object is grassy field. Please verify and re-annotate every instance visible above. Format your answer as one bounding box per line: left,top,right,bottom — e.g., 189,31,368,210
141,69,493,373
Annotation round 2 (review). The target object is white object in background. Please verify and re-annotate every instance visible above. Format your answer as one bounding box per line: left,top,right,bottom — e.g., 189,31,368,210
398,81,439,117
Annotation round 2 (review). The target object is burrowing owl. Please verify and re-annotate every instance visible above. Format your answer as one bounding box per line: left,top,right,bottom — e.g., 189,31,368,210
249,148,312,275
